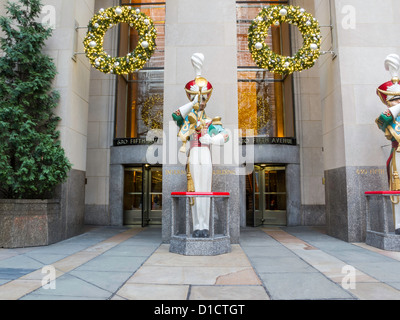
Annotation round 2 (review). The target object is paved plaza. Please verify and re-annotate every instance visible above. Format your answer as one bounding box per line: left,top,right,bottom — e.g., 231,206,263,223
0,226,400,300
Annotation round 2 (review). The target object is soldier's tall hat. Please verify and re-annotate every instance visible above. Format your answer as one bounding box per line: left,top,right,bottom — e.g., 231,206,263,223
176,53,213,121
184,53,213,103
377,54,400,104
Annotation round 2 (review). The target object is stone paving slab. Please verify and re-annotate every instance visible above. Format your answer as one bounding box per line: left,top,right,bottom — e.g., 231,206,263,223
352,262,400,283
248,256,318,273
0,268,37,281
259,272,354,300
188,285,270,300
73,255,148,273
101,244,159,257
69,270,133,292
116,283,190,300
346,282,400,300
24,273,113,300
24,253,71,266
0,255,44,270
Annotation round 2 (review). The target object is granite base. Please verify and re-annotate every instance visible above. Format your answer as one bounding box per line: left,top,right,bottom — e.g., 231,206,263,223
366,230,400,252
170,235,231,256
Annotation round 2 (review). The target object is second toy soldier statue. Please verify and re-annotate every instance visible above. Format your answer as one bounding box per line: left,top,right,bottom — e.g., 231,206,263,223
172,53,229,238
376,53,400,235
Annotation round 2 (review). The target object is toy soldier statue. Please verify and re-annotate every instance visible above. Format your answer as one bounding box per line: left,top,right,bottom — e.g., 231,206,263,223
172,53,229,238
376,53,400,235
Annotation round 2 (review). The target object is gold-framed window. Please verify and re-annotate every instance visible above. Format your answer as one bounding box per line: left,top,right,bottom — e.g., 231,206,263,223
237,0,295,138
115,0,165,139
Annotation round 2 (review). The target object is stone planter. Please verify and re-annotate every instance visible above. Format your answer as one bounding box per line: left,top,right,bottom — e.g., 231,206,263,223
0,199,62,248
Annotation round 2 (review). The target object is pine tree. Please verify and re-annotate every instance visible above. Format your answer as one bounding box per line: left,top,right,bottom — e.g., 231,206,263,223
0,0,71,199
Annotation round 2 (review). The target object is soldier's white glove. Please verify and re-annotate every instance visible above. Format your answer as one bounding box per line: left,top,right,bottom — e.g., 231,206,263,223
200,134,212,145
389,103,400,118
192,95,199,105
200,134,224,146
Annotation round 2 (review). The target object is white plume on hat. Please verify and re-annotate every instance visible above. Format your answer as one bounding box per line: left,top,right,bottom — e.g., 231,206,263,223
385,54,400,81
191,53,205,77
384,54,400,101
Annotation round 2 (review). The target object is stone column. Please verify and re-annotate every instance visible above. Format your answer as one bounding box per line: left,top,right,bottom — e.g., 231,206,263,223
162,0,240,243
315,0,399,242
85,0,119,225
42,0,95,238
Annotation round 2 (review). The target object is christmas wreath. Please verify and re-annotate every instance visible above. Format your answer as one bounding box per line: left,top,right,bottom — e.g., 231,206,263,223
83,6,157,75
248,5,321,75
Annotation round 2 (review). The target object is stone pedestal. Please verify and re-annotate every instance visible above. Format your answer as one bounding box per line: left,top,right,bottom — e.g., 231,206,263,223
169,192,231,256
365,191,400,251
170,235,231,256
366,231,400,251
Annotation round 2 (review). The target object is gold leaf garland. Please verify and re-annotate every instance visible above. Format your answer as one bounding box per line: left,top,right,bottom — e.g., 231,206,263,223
141,94,163,130
248,5,321,75
83,6,157,75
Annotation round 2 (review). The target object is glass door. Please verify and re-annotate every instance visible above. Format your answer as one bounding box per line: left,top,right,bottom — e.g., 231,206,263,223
264,167,287,225
148,166,162,225
124,167,143,226
124,165,162,226
246,165,287,226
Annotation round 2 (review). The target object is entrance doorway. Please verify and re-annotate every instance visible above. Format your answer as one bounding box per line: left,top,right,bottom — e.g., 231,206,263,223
123,165,162,226
246,165,287,227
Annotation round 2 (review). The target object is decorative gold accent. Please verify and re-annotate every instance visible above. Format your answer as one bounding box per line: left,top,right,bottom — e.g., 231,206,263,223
178,124,195,153
377,88,400,100
390,151,400,215
392,172,400,191
185,88,213,103
195,76,208,89
384,127,393,141
188,112,197,124
185,77,213,103
141,94,164,130
185,88,213,95
387,125,400,145
186,163,195,206
212,116,222,126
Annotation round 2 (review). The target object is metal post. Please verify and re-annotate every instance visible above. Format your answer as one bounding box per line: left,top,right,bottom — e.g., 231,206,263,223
210,197,215,238
186,197,191,238
171,197,175,237
226,197,230,237
365,195,371,232
383,196,389,234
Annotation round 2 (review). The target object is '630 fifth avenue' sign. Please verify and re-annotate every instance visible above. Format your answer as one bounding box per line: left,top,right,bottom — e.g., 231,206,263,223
114,137,296,146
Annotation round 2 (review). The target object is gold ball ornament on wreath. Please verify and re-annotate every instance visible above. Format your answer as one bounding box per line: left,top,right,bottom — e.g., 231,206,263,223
248,5,322,75
83,6,157,75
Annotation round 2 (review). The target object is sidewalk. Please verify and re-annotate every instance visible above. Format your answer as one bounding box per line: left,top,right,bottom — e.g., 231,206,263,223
0,225,400,300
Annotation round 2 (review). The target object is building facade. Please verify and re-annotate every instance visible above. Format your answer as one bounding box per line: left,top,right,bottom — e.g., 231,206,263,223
3,0,399,243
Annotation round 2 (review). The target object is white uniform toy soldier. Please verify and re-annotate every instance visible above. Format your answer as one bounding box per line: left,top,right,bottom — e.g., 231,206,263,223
172,53,229,238
376,54,400,235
